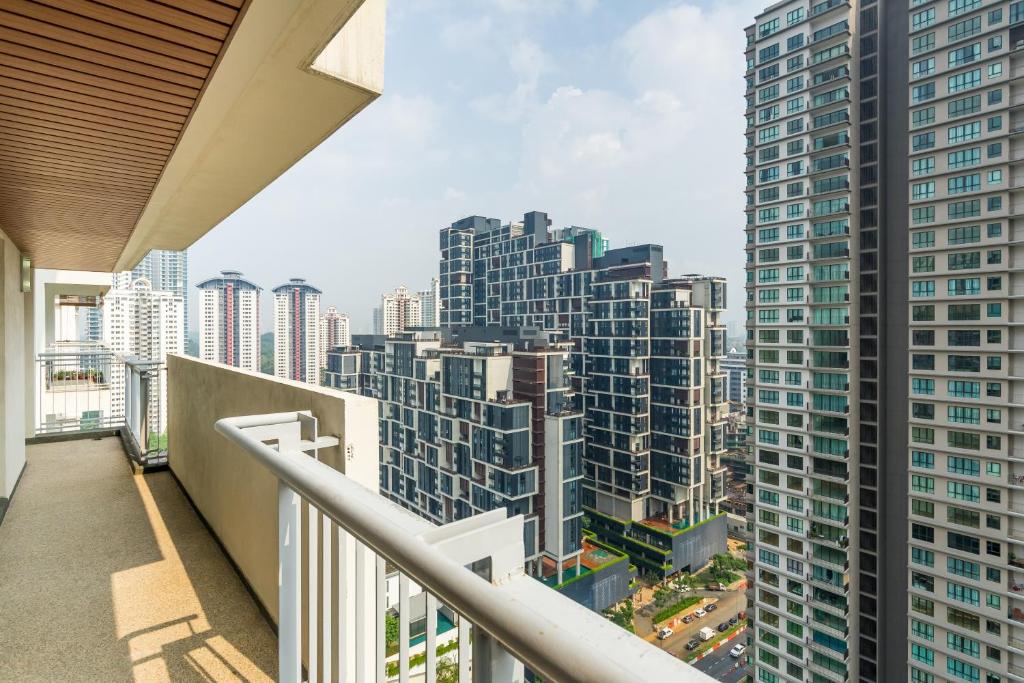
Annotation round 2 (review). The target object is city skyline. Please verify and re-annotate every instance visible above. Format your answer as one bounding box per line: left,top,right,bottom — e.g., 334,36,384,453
186,0,759,335
0,2,734,682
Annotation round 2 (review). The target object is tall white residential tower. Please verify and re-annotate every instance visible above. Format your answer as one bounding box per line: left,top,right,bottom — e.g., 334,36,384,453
319,305,351,367
377,285,422,336
273,278,321,384
196,270,261,372
418,277,441,328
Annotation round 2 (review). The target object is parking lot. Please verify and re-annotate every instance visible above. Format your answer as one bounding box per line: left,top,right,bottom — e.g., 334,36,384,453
645,588,747,657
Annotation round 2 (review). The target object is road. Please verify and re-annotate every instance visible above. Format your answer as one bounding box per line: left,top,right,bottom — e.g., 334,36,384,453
691,639,749,682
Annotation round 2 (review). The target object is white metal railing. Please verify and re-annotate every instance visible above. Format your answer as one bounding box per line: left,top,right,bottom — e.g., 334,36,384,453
36,342,121,433
215,411,716,683
35,342,167,466
124,357,168,466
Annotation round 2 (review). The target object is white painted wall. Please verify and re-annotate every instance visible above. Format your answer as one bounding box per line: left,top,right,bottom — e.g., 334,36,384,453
1,230,27,500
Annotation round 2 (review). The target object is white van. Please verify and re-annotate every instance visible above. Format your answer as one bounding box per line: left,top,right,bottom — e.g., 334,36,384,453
698,627,715,642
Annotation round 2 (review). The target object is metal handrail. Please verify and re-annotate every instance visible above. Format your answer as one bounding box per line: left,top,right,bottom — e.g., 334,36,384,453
36,343,167,466
215,412,716,683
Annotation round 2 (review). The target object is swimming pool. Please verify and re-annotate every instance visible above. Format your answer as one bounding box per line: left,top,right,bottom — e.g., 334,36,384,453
409,612,456,647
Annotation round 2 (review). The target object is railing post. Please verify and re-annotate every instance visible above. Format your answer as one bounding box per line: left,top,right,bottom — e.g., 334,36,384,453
472,630,523,683
279,480,302,683
398,573,410,681
139,368,151,455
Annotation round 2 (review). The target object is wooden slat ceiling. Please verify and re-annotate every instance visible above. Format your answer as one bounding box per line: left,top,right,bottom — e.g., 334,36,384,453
0,0,246,270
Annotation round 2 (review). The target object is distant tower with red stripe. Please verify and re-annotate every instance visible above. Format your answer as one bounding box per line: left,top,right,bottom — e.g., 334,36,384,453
197,270,261,372
272,278,321,384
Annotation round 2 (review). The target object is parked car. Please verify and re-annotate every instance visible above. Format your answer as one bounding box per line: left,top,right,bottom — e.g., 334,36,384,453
728,616,738,625
685,639,700,651
694,608,707,618
717,622,729,632
682,614,694,624
697,627,715,641
707,582,727,591
730,644,746,658
737,610,747,620
705,603,717,612
657,627,673,640
677,584,692,593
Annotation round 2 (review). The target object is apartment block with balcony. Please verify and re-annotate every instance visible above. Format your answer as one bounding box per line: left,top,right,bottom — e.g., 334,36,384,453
368,328,614,592
904,2,1024,682
585,275,730,580
273,278,322,384
438,212,729,580
746,1,860,680
743,0,1024,681
197,270,262,373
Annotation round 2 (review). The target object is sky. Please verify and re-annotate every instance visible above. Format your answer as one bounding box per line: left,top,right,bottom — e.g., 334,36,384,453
188,0,764,334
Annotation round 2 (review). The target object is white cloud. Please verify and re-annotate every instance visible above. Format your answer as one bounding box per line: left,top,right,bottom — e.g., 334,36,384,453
471,38,550,123
192,1,761,330
505,1,762,319
489,0,598,14
440,15,493,51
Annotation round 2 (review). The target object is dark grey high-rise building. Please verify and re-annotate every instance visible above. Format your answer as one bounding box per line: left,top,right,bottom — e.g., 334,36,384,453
439,212,731,578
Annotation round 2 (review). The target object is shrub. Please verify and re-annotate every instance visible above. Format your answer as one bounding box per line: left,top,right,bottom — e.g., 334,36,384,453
652,595,701,624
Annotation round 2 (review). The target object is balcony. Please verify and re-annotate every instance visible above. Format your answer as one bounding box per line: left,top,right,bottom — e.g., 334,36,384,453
4,357,714,682
0,435,276,680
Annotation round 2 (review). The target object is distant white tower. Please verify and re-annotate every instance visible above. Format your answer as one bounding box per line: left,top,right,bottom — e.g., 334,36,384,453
379,285,422,337
418,277,441,328
319,306,351,368
196,270,262,372
273,278,321,384
87,249,188,342
102,277,184,435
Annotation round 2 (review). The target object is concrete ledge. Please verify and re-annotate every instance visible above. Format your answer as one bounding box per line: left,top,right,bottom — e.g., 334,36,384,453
166,354,378,623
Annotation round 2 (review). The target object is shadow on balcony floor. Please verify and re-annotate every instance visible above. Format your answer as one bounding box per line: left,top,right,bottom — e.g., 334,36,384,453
0,437,276,682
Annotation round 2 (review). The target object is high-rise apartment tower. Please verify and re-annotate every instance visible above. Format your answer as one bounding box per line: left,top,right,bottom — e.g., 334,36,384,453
319,305,351,368
196,270,261,373
744,1,1024,681
273,278,321,384
439,212,731,578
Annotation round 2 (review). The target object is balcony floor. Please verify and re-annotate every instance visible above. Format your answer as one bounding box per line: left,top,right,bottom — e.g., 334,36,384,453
0,437,276,682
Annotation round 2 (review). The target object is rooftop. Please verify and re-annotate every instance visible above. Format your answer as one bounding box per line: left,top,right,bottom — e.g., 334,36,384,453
540,537,626,588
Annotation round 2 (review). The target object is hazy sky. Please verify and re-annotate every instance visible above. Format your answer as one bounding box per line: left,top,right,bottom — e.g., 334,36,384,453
188,0,763,334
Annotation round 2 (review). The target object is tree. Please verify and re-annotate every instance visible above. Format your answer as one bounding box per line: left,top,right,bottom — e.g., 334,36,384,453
385,612,399,647
436,655,459,683
603,601,635,633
